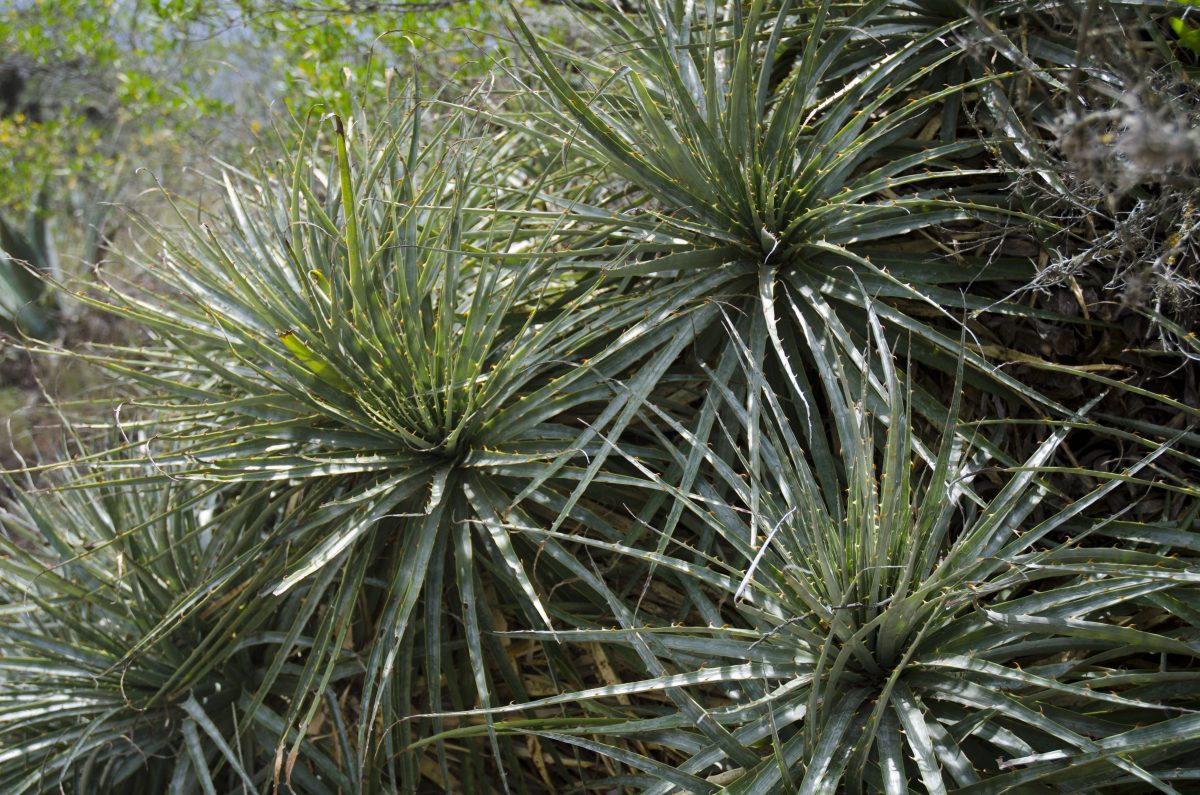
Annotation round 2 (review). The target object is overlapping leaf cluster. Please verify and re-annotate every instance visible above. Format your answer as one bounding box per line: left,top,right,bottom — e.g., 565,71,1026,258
2,1,1198,792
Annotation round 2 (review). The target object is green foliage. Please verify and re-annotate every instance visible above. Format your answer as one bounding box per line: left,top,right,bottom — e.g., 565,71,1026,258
0,113,106,216
515,0,998,259
1172,0,1200,54
0,464,356,793
0,0,505,215
0,1,230,213
2,1,1198,792
220,0,513,115
465,333,1200,791
0,190,61,340
506,0,1068,458
56,93,676,789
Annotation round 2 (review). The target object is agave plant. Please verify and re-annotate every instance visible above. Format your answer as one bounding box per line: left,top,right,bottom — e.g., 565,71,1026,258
4,2,1197,791
492,0,1101,562
42,91,693,788
0,462,362,794
0,190,61,340
445,326,1200,792
510,0,1062,384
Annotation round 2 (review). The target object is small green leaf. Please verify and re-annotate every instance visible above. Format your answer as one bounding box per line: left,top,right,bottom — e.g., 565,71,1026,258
277,330,350,390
